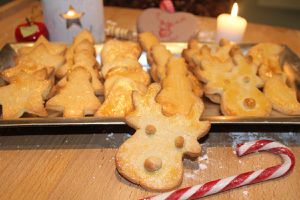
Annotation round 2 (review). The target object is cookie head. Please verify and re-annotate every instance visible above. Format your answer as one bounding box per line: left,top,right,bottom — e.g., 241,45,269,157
221,85,272,116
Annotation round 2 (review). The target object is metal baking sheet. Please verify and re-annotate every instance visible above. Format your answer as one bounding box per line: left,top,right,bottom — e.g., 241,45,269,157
0,42,299,128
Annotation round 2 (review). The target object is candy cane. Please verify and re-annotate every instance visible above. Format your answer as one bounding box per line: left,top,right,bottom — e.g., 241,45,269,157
160,0,175,13
141,140,295,200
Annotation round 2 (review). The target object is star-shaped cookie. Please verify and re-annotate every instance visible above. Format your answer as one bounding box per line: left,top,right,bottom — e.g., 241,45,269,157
18,35,67,56
0,69,52,119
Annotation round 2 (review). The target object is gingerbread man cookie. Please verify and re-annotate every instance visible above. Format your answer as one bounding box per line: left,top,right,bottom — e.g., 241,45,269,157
116,83,210,191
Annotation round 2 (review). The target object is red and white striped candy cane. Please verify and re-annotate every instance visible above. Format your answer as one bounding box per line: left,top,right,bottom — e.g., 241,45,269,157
142,140,295,200
160,0,175,13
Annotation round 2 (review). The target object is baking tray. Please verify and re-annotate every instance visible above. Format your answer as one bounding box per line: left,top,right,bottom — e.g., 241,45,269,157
0,42,299,128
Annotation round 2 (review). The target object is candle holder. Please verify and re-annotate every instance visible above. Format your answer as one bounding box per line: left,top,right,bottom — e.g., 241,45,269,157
42,0,105,43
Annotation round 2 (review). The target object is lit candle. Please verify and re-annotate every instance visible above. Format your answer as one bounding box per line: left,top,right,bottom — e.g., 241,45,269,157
61,6,84,20
216,3,247,43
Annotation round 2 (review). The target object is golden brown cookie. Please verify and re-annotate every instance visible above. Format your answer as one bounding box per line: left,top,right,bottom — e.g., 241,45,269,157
98,38,150,117
192,45,234,83
73,29,95,45
105,67,150,96
187,71,204,97
229,50,264,88
150,44,172,81
1,59,54,81
58,65,103,96
138,32,160,53
95,77,147,117
74,39,96,55
148,40,203,97
264,75,300,115
18,35,66,56
56,32,103,95
156,57,203,116
116,83,210,191
17,44,65,71
248,43,284,82
258,56,282,82
0,69,52,119
221,84,272,116
183,39,233,73
46,67,101,118
100,40,142,90
204,50,263,103
101,39,141,66
101,58,142,78
138,32,161,82
248,43,284,66
182,39,201,70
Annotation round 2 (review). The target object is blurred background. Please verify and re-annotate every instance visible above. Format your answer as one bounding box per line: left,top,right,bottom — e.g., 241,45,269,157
103,0,300,30
1,0,300,30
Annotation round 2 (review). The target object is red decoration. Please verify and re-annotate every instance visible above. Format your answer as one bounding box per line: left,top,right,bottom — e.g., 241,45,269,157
15,18,49,42
142,140,295,200
137,8,200,42
160,0,175,13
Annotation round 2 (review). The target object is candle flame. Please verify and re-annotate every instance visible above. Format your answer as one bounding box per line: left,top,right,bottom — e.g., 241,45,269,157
231,2,239,17
66,9,76,17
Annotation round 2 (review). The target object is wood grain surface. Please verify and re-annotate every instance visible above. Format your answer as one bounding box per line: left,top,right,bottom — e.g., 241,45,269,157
0,133,299,200
0,1,300,200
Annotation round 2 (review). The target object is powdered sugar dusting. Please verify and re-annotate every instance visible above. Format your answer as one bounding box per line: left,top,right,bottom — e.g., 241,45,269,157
184,152,209,180
243,190,249,196
198,154,208,162
198,163,207,170
105,133,118,148
185,171,197,180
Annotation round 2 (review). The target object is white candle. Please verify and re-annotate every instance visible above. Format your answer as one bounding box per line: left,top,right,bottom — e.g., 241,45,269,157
216,3,247,43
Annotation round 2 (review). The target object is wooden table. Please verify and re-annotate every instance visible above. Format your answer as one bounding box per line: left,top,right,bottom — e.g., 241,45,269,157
0,1,300,200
